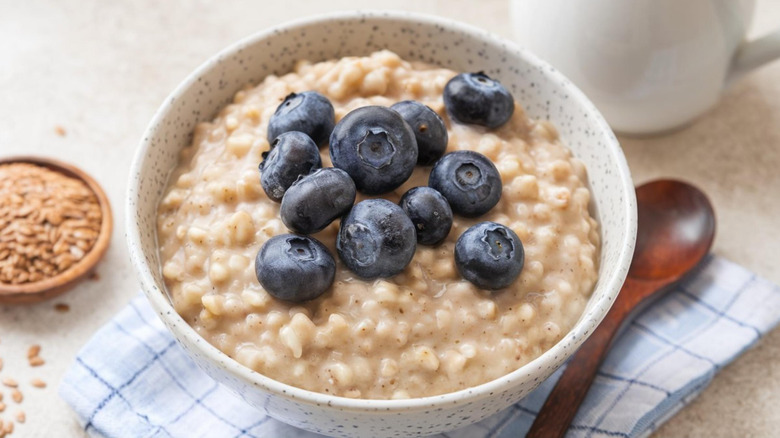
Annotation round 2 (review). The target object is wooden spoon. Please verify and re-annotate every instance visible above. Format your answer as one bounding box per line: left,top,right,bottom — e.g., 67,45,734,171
527,179,716,438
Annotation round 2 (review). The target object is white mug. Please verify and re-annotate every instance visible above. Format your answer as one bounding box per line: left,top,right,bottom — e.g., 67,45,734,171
510,0,780,135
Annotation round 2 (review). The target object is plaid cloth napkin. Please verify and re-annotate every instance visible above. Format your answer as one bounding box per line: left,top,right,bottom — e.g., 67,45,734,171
60,256,780,438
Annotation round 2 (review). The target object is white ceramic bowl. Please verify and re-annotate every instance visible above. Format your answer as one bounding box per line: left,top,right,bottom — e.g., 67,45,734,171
127,11,636,437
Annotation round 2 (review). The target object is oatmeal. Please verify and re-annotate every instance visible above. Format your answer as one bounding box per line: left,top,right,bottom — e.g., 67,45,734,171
157,50,600,399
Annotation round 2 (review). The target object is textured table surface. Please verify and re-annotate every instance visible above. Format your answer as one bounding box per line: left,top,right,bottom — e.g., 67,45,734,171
1,0,778,437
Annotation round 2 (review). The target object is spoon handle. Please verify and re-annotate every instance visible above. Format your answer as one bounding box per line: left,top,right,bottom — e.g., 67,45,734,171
526,278,659,438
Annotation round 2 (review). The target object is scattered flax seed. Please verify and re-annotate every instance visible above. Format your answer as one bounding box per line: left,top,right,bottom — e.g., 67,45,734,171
27,345,41,359
54,125,67,136
0,357,3,371
27,344,45,367
88,271,100,281
0,392,4,401
2,419,12,434
54,302,70,312
30,379,46,388
14,411,24,424
0,401,5,411
2,378,17,388
11,389,21,404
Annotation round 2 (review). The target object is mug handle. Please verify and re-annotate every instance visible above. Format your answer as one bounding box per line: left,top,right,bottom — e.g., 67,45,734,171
728,29,780,84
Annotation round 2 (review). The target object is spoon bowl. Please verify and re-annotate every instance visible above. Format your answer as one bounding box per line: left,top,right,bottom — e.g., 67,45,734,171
631,180,716,280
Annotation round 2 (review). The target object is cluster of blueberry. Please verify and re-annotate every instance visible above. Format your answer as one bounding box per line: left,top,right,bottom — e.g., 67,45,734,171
255,72,525,302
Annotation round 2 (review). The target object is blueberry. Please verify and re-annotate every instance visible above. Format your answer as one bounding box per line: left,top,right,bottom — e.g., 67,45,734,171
428,150,502,217
337,199,416,278
454,222,524,289
267,91,335,147
390,100,448,165
443,72,514,128
280,167,356,234
255,234,335,302
259,131,322,202
329,106,418,195
399,187,453,245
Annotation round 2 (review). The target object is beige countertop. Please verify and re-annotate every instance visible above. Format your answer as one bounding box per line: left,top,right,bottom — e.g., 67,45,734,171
1,0,778,436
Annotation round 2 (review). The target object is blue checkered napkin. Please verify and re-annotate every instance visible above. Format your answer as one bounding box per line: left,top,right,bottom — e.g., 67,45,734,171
60,256,780,438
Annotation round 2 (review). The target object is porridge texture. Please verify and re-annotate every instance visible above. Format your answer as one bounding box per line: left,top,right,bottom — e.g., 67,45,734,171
157,50,600,399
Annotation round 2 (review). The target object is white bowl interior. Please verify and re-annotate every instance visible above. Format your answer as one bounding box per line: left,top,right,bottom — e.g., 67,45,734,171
127,11,635,437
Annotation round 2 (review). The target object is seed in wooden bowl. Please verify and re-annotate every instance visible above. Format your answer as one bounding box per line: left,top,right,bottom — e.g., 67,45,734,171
0,162,102,286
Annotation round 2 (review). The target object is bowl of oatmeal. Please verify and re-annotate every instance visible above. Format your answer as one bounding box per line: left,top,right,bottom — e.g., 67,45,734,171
127,11,636,437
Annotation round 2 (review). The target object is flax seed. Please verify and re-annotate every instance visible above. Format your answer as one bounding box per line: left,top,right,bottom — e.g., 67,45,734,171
27,345,40,359
11,390,21,404
14,411,24,424
30,379,46,388
28,357,44,367
2,378,17,388
54,303,70,312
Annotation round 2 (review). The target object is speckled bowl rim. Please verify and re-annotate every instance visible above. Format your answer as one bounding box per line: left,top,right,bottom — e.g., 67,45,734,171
128,10,636,414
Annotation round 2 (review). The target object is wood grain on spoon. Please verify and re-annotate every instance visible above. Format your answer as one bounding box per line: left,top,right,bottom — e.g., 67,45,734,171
527,179,715,438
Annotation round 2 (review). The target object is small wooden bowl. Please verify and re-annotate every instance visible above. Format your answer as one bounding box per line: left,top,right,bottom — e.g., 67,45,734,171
0,156,113,304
